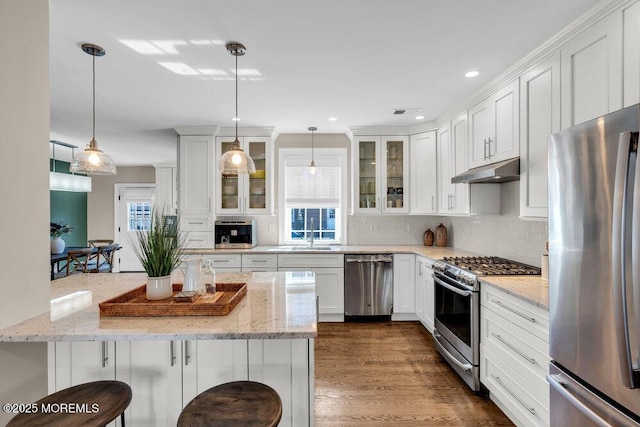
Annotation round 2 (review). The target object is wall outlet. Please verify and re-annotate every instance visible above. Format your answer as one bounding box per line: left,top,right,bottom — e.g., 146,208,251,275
369,223,379,232
268,223,275,233
406,223,413,232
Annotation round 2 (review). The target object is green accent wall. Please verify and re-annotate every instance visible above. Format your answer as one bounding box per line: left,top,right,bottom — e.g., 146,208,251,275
50,159,87,247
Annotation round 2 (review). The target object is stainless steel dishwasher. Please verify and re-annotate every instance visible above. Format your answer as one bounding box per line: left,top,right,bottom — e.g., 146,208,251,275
344,254,393,321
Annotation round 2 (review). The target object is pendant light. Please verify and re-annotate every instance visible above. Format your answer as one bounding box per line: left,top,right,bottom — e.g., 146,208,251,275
217,42,256,175
70,43,117,176
308,127,317,175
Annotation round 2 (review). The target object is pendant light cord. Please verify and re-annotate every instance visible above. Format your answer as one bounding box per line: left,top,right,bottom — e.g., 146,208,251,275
234,51,239,146
92,52,96,142
311,129,314,162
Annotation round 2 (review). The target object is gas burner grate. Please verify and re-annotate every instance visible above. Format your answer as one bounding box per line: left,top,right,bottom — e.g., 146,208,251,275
441,256,541,276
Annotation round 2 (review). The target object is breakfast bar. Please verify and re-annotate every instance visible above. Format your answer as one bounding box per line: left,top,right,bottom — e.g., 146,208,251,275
0,272,316,426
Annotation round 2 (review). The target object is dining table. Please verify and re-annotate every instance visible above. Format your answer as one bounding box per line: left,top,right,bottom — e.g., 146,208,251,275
50,245,120,280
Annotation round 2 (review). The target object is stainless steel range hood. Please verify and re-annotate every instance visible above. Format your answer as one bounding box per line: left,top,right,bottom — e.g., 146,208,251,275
451,157,520,184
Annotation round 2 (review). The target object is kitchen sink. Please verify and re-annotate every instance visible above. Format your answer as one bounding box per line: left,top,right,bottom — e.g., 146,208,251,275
268,246,337,251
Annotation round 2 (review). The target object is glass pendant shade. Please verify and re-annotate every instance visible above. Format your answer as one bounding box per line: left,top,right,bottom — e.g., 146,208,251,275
218,140,256,174
70,138,117,175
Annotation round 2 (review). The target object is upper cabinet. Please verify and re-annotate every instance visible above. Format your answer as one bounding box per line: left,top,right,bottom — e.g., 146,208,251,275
154,165,177,215
468,79,520,168
178,135,214,247
409,131,438,215
353,136,409,214
215,136,273,215
438,116,470,215
520,53,560,218
624,2,640,107
560,11,622,128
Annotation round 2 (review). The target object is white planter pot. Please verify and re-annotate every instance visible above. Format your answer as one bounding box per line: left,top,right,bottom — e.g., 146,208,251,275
146,275,173,300
51,237,65,254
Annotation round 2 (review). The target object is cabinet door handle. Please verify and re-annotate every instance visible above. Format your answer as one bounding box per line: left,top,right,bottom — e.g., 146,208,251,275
487,137,493,159
492,300,536,322
188,221,204,225
244,197,247,212
252,259,268,263
170,341,176,367
450,194,455,210
491,374,536,414
431,195,435,211
483,139,488,160
101,342,109,368
491,333,536,364
184,341,191,366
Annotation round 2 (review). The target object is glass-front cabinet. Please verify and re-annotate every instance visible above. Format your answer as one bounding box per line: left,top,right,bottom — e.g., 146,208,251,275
215,136,272,215
354,135,409,214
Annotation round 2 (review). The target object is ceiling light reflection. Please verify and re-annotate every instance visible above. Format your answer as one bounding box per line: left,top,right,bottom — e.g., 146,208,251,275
119,39,164,55
158,62,199,75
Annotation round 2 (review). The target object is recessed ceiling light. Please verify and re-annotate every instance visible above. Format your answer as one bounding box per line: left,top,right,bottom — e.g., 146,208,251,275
232,117,241,122
328,117,337,121
416,115,424,120
465,70,479,78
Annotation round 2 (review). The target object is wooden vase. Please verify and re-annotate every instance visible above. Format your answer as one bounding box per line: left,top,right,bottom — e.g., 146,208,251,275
423,229,434,246
435,223,448,247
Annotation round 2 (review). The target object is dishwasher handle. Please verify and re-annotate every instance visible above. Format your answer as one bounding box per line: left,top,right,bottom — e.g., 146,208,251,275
345,256,393,263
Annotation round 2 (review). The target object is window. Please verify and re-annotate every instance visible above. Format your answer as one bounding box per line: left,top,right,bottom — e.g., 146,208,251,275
279,148,347,245
127,202,151,231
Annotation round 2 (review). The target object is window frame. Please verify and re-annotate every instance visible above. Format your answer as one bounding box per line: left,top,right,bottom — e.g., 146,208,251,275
278,147,348,245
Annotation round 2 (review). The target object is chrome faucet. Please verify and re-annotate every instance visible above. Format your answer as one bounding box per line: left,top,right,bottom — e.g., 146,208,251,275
308,217,315,248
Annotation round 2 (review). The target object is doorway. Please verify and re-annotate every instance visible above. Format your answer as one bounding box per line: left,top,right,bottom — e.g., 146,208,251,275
115,185,155,272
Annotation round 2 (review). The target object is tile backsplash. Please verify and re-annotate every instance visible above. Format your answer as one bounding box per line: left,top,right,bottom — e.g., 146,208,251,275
242,182,548,267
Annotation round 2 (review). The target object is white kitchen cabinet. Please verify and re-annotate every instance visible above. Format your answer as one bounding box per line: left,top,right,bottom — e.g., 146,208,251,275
154,165,177,215
392,253,416,320
353,136,409,214
202,253,242,272
179,136,214,248
182,340,249,405
116,340,183,427
241,254,278,272
215,136,272,215
468,79,520,168
560,11,622,129
409,131,438,214
437,122,469,214
278,253,344,321
519,53,560,218
480,284,550,427
48,341,116,392
249,339,314,427
415,256,435,332
624,1,640,107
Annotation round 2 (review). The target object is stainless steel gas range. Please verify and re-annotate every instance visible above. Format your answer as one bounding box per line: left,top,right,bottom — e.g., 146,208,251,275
432,256,541,391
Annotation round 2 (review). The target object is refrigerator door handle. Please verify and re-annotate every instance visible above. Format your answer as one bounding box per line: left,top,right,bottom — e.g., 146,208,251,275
547,374,611,426
612,131,636,388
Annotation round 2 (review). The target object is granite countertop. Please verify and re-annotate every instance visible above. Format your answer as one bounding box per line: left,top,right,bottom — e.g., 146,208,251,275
0,272,317,342
185,244,549,308
185,244,478,259
480,276,549,309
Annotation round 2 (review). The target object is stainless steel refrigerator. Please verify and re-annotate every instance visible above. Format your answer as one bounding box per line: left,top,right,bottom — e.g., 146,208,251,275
548,104,640,426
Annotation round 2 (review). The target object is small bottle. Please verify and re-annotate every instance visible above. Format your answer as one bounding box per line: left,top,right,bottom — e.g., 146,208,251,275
202,259,216,295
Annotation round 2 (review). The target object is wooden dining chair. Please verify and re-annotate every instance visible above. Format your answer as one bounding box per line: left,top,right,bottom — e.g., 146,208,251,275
64,248,93,276
88,239,114,247
87,244,118,273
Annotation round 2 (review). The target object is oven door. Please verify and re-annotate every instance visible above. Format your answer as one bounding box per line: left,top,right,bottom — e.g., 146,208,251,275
433,272,479,365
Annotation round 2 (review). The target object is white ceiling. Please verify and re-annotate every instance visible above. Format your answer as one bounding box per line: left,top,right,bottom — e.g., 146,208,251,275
49,0,602,166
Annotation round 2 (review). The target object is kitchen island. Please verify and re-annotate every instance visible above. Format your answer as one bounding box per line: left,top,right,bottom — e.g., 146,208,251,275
0,271,316,426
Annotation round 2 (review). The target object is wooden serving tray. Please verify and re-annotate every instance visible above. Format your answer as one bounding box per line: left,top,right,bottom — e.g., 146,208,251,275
99,283,247,317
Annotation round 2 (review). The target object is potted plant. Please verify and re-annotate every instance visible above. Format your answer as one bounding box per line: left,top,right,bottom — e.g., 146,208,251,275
50,220,76,254
131,210,185,300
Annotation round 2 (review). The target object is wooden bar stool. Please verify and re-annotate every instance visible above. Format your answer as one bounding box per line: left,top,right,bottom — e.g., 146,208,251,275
7,380,131,427
178,380,282,427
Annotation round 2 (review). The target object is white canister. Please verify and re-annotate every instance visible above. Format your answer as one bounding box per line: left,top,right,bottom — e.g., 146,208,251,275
541,254,549,282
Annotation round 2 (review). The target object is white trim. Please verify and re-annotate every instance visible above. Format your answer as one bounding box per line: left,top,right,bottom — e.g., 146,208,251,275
113,183,155,272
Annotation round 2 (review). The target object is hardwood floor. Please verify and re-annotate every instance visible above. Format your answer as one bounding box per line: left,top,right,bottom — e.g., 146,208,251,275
314,322,514,426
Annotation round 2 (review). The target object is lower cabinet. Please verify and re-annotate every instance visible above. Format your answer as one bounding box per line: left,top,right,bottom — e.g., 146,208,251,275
415,256,434,332
278,254,344,322
392,253,416,320
480,284,550,427
49,338,313,427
